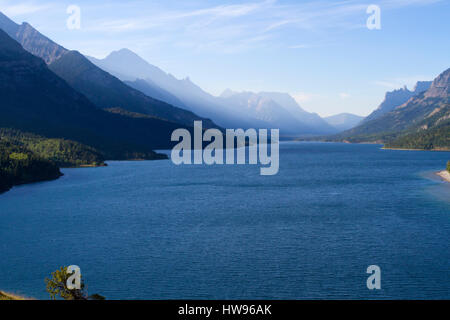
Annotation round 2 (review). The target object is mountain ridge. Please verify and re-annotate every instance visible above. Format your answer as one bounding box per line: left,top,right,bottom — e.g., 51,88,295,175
0,12,67,64
0,12,216,128
0,29,193,159
363,81,432,123
332,68,449,150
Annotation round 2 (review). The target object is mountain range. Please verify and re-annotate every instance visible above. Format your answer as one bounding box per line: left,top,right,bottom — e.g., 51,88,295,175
0,28,191,159
0,12,216,129
1,9,446,156
87,48,341,135
1,10,357,136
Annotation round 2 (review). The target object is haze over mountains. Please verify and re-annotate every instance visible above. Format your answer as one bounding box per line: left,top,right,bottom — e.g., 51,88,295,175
0,29,183,159
0,12,215,129
1,9,447,153
324,113,364,132
88,48,342,135
217,90,337,135
0,10,362,137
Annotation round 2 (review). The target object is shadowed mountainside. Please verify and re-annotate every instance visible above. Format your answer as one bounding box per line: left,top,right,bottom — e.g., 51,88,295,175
0,12,216,129
0,29,184,158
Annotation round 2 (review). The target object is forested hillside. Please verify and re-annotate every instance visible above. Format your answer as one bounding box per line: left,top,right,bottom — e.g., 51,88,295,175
0,138,61,193
384,105,450,150
0,129,112,193
0,129,106,167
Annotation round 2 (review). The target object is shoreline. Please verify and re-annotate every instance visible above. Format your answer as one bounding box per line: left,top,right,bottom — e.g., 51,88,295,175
0,158,167,196
78,163,108,168
436,170,450,182
0,163,102,195
294,140,450,151
0,290,30,300
383,147,450,152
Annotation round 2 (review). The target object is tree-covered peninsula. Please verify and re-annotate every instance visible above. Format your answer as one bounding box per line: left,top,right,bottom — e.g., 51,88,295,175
0,129,107,194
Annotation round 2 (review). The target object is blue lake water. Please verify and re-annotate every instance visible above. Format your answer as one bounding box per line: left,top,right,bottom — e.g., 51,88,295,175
0,142,449,299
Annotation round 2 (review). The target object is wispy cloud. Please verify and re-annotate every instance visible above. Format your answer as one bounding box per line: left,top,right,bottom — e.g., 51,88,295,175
74,0,443,54
2,0,442,57
339,93,351,99
292,92,318,104
0,0,53,15
381,0,443,9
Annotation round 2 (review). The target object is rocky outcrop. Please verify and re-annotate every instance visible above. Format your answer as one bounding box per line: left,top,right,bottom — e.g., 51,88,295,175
425,68,450,98
364,81,433,123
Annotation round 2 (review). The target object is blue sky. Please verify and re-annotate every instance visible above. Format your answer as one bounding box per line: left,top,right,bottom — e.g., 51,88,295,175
1,0,449,116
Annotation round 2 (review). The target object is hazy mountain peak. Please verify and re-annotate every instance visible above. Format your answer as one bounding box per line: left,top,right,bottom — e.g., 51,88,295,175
220,88,239,98
48,49,217,128
107,48,142,60
87,47,336,134
91,47,168,83
324,113,364,132
216,89,336,134
259,91,303,108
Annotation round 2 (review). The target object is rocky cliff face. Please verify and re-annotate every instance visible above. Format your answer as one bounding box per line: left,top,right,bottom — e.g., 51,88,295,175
425,68,450,98
414,81,433,94
15,23,68,64
364,87,415,122
364,81,433,123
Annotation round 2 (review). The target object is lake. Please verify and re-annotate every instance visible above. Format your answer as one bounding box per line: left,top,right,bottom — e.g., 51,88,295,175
0,142,449,299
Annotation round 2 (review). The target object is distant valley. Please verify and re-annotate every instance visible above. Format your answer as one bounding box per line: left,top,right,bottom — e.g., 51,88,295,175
328,69,450,150
324,113,364,132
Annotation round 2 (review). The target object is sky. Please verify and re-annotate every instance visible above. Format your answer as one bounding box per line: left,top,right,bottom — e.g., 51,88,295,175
0,0,449,117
